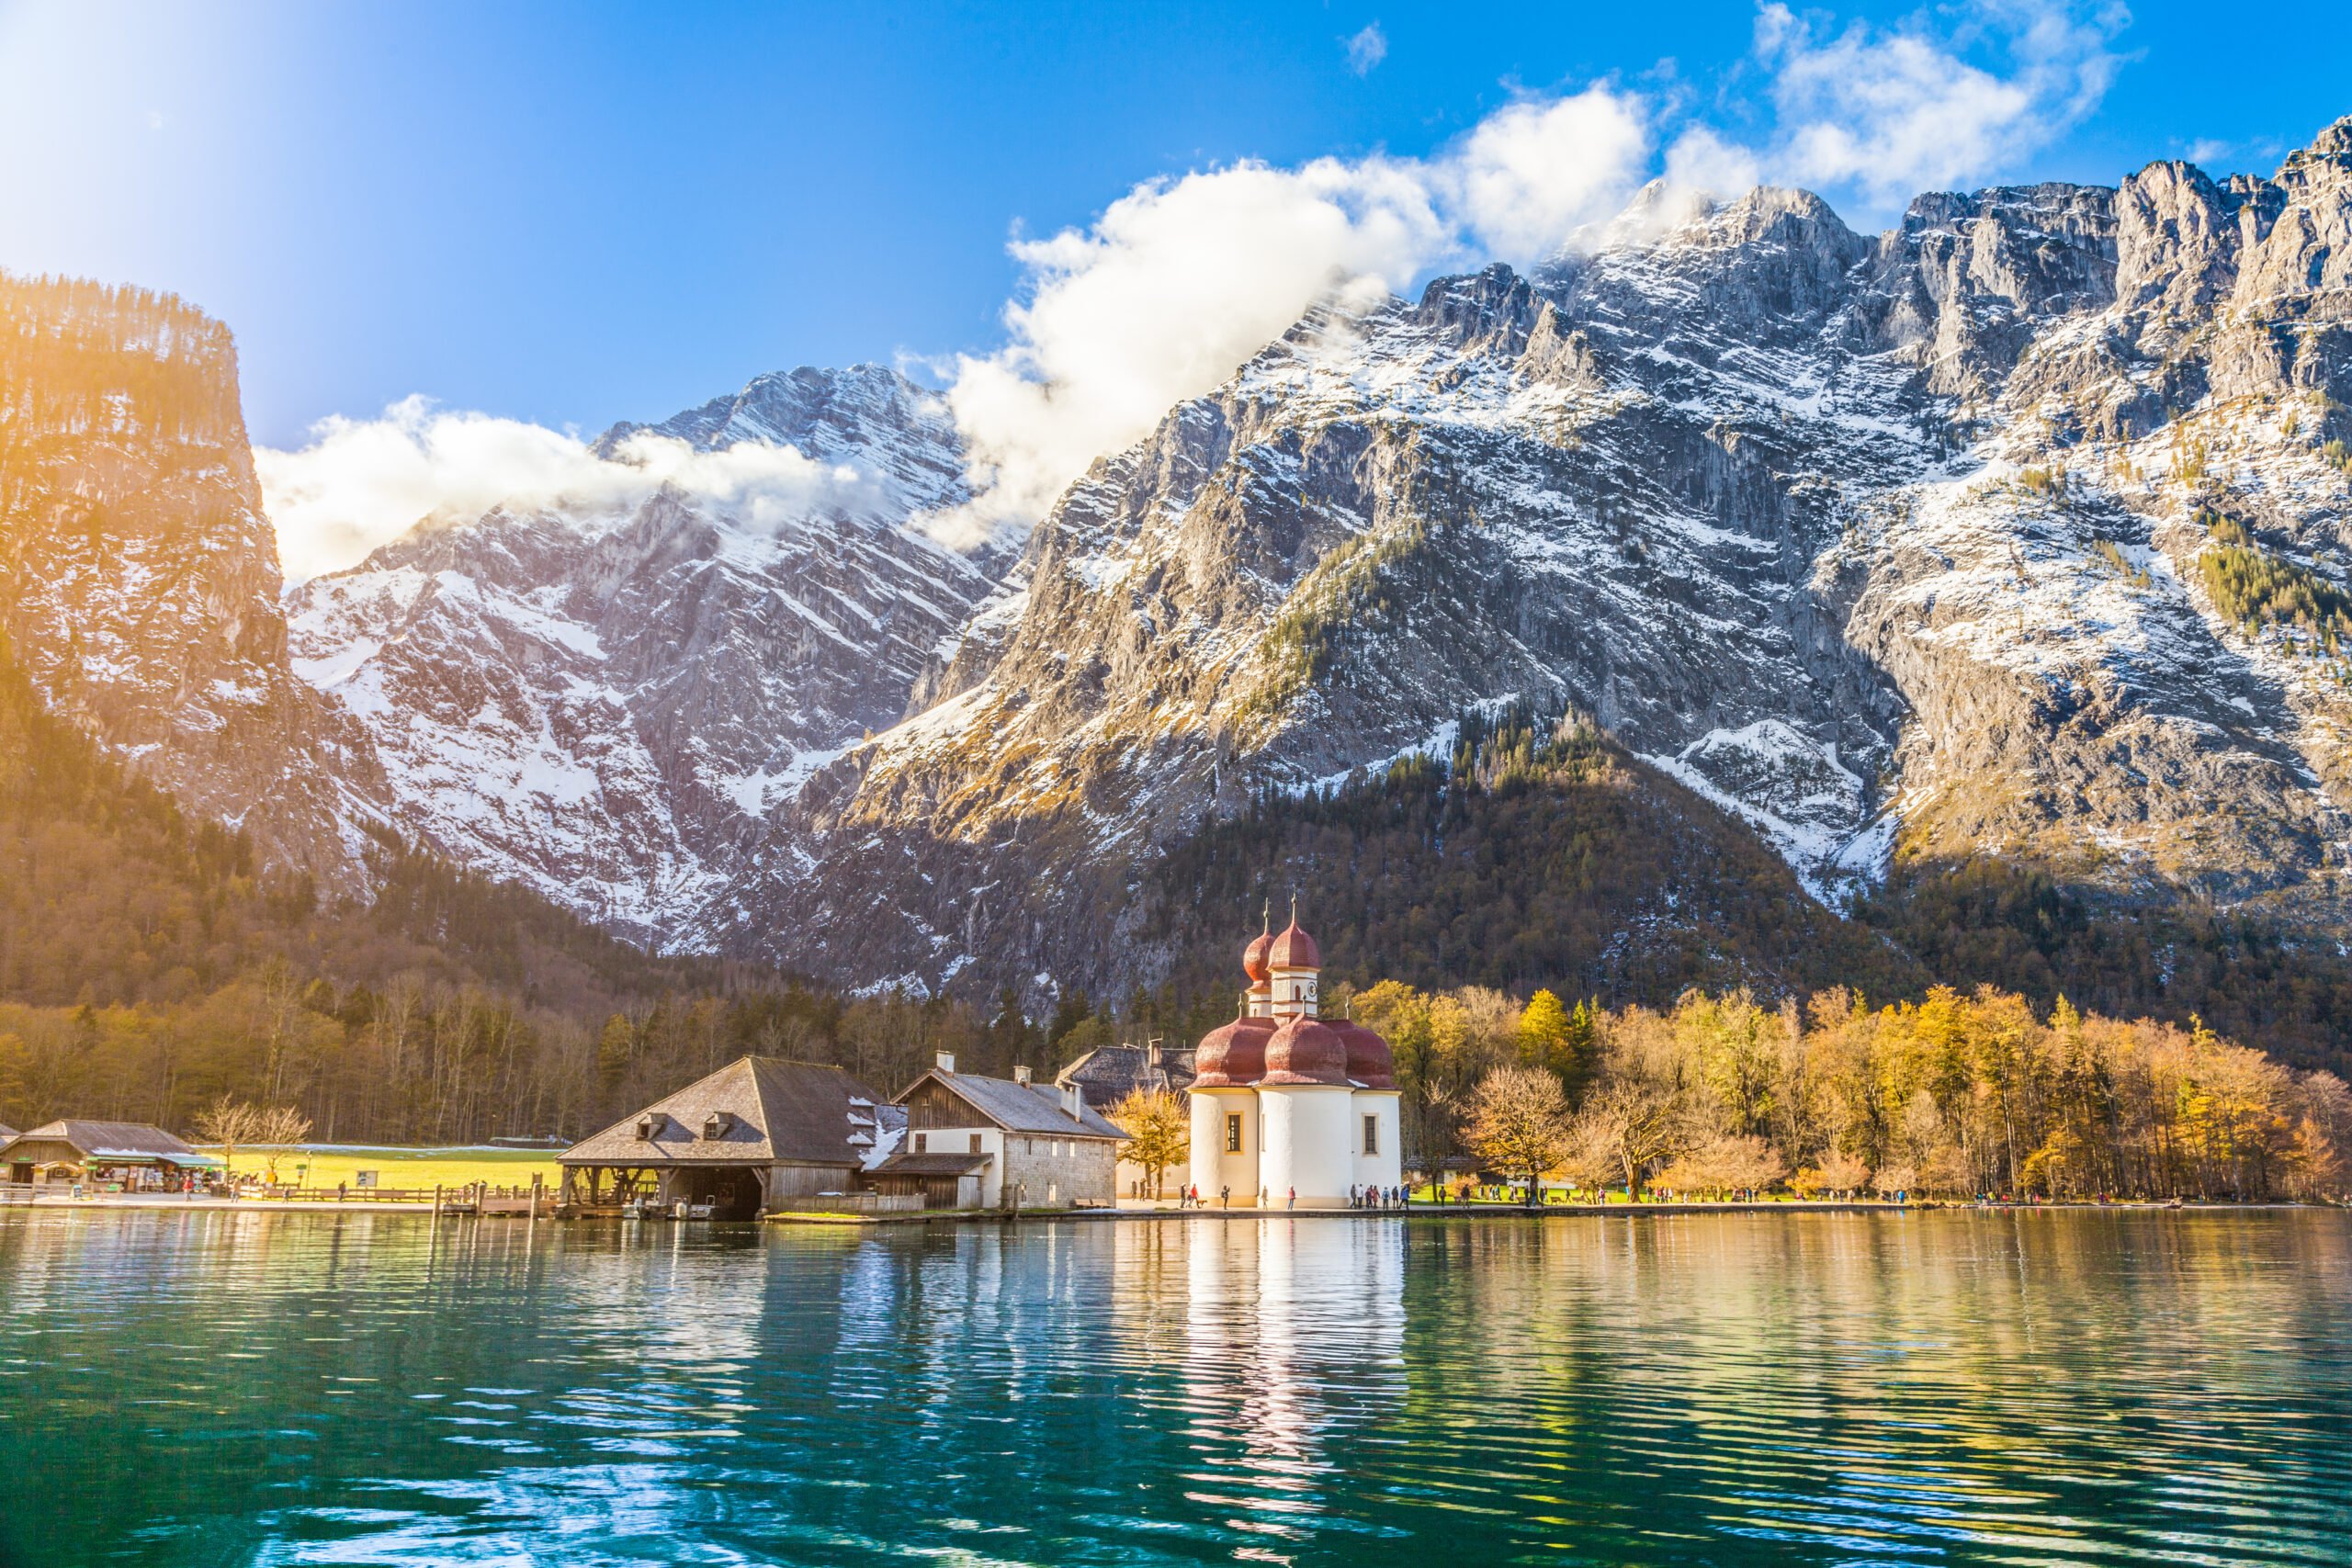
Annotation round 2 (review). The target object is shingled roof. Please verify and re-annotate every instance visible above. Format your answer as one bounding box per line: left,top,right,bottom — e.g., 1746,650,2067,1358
1057,1043,1193,1103
560,1057,889,1168
898,1068,1128,1140
0,1120,202,1164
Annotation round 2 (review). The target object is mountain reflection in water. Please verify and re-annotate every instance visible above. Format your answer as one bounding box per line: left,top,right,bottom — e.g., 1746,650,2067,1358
0,1209,2345,1566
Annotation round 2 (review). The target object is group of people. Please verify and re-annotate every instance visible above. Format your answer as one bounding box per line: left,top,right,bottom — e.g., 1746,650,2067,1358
1170,1183,1411,1210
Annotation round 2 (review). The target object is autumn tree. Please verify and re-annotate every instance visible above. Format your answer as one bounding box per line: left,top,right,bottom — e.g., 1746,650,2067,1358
1108,1088,1189,1199
1571,1078,1683,1196
1518,989,1595,1096
1463,1067,1574,1204
1656,1134,1784,1199
1792,1149,1871,1199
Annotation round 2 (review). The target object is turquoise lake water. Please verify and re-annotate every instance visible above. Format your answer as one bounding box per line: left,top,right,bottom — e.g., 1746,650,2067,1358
0,1209,2346,1566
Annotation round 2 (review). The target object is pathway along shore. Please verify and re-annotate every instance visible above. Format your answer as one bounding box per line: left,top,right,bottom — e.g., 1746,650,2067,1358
1,1194,2261,1219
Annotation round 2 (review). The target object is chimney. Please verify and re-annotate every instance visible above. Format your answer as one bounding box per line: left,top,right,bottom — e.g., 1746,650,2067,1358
1061,1082,1083,1121
935,1051,956,1074
1013,1065,1032,1087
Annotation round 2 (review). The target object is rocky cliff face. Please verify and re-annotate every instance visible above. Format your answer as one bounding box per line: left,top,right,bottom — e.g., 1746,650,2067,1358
282,365,992,937
17,120,2352,1004
684,118,2352,994
0,275,379,886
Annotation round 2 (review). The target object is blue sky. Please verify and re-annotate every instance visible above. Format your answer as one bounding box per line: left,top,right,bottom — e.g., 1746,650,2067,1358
1,1,2346,572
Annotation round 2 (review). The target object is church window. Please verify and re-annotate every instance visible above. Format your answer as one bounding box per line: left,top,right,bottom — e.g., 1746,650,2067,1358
1226,1113,1243,1154
1363,1115,1378,1155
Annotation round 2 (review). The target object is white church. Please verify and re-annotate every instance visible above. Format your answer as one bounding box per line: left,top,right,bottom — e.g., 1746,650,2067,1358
1186,910,1402,1206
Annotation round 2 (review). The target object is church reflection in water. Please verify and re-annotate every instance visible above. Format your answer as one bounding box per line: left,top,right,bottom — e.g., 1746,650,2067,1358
1170,1217,1407,1521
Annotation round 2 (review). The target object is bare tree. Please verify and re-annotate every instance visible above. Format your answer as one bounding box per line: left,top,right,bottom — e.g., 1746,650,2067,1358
192,1096,263,1184
1792,1149,1871,1200
1657,1133,1785,1198
1571,1079,1683,1197
254,1104,313,1147
1464,1067,1574,1204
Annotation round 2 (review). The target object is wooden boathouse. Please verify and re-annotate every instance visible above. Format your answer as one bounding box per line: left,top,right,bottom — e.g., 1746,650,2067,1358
558,1056,896,1219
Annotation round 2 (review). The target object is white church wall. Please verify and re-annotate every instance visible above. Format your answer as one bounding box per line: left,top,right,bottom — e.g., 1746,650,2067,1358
1260,1086,1354,1206
1189,1088,1259,1205
1351,1091,1402,1191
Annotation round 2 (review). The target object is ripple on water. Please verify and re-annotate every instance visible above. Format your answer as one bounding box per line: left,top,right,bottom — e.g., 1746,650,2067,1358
0,1210,2346,1566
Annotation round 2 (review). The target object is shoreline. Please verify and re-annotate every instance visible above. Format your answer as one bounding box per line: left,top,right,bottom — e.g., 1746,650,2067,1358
3,1195,2324,1219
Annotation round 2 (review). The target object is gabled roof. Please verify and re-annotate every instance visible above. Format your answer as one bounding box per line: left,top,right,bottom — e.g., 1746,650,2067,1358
0,1123,15,1143
0,1120,200,1164
1057,1043,1193,1102
898,1068,1127,1140
560,1057,889,1167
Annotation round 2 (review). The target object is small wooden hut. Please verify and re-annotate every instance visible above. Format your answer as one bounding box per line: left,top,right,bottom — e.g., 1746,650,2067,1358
863,1150,991,1210
559,1056,892,1218
0,1121,211,1188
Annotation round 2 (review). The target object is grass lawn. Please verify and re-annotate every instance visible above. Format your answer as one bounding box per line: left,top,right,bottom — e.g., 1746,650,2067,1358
198,1145,562,1192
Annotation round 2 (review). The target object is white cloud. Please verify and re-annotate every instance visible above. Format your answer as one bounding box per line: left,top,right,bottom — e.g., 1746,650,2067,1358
257,5,2135,572
1670,1,2131,209
257,397,878,582
941,86,1649,538
1661,125,1763,206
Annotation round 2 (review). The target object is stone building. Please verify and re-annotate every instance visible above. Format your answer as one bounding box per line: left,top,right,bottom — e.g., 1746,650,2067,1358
893,1055,1125,1209
1057,1041,1193,1199
1187,914,1401,1207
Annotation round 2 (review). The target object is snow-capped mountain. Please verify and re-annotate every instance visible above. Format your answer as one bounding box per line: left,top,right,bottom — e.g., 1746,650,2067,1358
282,365,994,938
685,118,2352,991
13,119,2352,1005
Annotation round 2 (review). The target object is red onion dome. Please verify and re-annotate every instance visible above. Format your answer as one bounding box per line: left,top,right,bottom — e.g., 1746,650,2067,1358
1192,1016,1274,1089
1242,931,1272,984
1260,1016,1351,1086
1268,919,1320,970
1333,1021,1396,1090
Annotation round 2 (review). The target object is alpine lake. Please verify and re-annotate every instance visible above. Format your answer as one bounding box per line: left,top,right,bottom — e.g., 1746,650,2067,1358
1,1208,2345,1567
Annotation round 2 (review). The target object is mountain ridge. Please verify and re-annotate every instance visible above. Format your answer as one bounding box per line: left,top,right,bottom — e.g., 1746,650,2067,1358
8,120,2352,1030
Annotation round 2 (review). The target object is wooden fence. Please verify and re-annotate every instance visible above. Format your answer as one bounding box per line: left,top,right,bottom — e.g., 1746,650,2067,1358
773,1192,926,1215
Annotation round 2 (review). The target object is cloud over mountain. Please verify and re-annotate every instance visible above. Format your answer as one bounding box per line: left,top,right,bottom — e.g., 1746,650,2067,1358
255,3,2132,575
258,396,880,582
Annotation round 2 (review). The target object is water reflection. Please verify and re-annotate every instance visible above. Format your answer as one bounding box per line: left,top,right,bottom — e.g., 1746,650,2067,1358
1183,1218,1404,1482
0,1210,2344,1566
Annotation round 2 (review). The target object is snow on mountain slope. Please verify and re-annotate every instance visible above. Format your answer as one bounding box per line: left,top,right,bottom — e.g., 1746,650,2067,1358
686,120,2352,993
286,365,996,939
0,275,383,886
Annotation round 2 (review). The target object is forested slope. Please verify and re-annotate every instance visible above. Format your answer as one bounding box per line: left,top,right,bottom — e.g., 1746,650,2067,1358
1141,708,2352,1080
